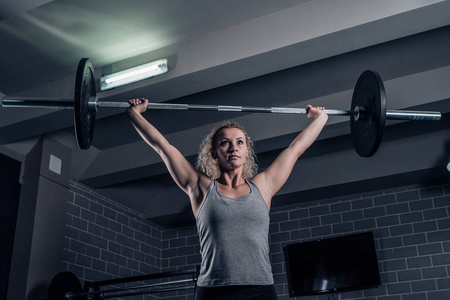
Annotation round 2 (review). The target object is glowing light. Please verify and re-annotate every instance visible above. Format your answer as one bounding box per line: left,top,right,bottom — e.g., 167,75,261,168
100,59,168,91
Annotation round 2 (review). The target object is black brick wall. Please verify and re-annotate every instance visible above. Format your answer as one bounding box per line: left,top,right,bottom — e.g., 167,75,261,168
65,182,162,300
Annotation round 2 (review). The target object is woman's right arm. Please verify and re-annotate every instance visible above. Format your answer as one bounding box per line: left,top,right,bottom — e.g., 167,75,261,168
127,98,209,215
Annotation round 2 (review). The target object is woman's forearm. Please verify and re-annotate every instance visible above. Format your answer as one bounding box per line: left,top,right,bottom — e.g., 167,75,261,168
289,112,328,157
127,109,169,155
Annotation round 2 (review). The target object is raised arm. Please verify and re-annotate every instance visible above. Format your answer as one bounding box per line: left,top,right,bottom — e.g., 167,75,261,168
253,105,328,209
127,98,210,216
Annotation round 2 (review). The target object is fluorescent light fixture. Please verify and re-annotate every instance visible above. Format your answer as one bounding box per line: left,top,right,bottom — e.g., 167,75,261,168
100,59,168,91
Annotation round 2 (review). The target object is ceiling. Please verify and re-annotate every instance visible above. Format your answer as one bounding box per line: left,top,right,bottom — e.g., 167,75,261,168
1,0,449,227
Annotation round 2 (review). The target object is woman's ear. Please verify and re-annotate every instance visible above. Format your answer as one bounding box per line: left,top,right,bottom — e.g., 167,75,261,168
211,151,217,159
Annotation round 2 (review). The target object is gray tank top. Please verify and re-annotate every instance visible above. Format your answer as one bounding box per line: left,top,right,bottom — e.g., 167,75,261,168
196,179,274,287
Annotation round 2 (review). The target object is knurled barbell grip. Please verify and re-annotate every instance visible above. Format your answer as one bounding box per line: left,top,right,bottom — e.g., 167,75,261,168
99,101,358,116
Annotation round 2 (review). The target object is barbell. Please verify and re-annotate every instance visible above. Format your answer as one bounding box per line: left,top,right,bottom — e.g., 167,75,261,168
1,58,442,157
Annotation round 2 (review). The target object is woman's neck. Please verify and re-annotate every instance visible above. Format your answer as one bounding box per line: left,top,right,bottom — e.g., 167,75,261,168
218,171,245,188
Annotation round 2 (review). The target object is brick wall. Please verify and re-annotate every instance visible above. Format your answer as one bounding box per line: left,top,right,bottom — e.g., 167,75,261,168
64,182,163,300
64,181,450,300
268,184,450,300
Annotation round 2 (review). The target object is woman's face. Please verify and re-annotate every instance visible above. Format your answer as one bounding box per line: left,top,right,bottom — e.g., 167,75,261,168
213,127,249,171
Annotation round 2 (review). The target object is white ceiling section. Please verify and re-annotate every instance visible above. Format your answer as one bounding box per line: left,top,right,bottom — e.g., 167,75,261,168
1,0,449,227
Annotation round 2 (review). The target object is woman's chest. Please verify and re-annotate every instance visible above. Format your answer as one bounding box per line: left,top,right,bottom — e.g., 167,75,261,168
217,183,251,199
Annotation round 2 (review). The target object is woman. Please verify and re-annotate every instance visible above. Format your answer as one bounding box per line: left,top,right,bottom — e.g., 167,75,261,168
127,98,328,300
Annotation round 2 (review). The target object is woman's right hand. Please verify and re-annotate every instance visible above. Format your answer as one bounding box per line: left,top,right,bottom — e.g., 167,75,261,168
128,98,148,114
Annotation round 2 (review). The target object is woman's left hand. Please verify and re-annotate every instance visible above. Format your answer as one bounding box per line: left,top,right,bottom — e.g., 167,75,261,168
306,105,326,119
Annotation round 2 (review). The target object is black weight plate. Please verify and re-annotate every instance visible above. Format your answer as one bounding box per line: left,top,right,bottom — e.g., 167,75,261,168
350,70,386,157
74,58,96,150
48,271,83,300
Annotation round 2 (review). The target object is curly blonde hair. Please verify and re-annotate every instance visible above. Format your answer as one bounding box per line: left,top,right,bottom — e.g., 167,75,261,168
196,121,258,180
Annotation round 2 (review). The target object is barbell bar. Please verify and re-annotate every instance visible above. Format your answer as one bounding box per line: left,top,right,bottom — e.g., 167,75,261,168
0,97,355,115
65,277,195,299
1,58,442,157
2,97,442,120
48,268,198,300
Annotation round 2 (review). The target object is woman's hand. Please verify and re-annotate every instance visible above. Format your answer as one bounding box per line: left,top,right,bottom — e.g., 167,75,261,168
127,98,148,114
306,105,326,119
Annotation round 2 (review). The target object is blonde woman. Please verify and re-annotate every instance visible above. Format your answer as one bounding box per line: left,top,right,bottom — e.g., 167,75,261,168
127,98,328,300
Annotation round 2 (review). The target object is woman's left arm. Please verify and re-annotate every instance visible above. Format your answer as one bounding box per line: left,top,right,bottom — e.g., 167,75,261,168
253,105,328,209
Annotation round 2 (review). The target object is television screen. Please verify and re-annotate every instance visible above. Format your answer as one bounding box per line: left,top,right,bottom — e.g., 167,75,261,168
285,232,381,297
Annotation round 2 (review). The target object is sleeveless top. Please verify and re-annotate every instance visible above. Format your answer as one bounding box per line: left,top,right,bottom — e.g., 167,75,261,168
196,179,274,287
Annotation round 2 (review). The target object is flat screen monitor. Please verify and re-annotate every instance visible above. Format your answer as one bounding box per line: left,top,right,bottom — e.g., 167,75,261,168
285,232,381,297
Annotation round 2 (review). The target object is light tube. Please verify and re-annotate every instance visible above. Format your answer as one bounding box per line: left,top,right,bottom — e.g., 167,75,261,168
100,59,168,91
